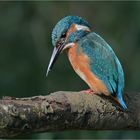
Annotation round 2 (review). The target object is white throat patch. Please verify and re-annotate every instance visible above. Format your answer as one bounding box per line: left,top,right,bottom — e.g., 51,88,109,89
63,42,75,50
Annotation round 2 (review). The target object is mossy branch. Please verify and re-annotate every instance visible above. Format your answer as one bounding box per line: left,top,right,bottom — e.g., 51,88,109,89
0,91,139,138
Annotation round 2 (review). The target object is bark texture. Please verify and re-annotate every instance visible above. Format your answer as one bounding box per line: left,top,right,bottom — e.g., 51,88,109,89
0,91,139,138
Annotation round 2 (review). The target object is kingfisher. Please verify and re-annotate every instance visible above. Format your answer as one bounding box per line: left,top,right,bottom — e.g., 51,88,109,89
46,15,127,109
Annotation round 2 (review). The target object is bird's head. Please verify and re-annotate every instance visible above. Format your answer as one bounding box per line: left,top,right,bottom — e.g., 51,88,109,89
46,15,91,76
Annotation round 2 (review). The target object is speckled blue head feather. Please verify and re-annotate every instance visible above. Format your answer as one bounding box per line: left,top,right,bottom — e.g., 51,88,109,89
52,15,91,47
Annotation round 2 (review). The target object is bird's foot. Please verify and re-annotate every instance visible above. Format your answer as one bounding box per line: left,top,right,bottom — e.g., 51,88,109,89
81,89,97,94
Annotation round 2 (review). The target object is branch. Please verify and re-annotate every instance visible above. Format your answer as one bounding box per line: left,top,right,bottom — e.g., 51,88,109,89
0,91,139,138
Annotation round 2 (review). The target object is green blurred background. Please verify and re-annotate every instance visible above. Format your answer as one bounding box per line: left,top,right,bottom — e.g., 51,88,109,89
0,1,140,139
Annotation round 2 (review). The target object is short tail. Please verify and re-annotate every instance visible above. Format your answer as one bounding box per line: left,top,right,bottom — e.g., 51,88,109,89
113,96,127,110
119,97,127,110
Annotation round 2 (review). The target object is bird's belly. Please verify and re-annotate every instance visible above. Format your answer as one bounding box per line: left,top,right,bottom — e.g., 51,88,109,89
67,44,109,95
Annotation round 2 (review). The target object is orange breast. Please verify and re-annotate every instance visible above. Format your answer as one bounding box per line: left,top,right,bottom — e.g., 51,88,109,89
67,43,109,95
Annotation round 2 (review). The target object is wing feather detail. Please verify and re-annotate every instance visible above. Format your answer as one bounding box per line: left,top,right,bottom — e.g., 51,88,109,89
78,32,124,96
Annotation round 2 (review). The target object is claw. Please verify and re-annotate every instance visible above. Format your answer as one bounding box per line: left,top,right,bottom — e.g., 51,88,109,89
80,89,96,94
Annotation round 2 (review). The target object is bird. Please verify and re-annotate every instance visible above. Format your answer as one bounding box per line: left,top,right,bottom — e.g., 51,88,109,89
46,15,127,109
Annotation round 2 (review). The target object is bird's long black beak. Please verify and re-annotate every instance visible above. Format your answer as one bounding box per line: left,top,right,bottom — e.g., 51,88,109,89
46,39,65,77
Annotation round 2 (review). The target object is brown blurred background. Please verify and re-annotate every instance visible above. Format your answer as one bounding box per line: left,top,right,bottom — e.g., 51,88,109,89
0,1,140,139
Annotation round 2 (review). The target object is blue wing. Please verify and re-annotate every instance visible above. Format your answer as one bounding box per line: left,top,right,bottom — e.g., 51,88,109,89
78,32,124,98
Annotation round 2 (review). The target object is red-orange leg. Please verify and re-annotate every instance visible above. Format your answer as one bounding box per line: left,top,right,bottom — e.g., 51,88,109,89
80,89,97,94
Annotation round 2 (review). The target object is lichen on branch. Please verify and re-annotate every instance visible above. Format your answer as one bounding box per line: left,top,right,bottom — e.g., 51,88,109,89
0,91,139,138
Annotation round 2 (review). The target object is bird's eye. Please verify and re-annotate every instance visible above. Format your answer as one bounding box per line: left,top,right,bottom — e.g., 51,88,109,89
61,32,66,38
